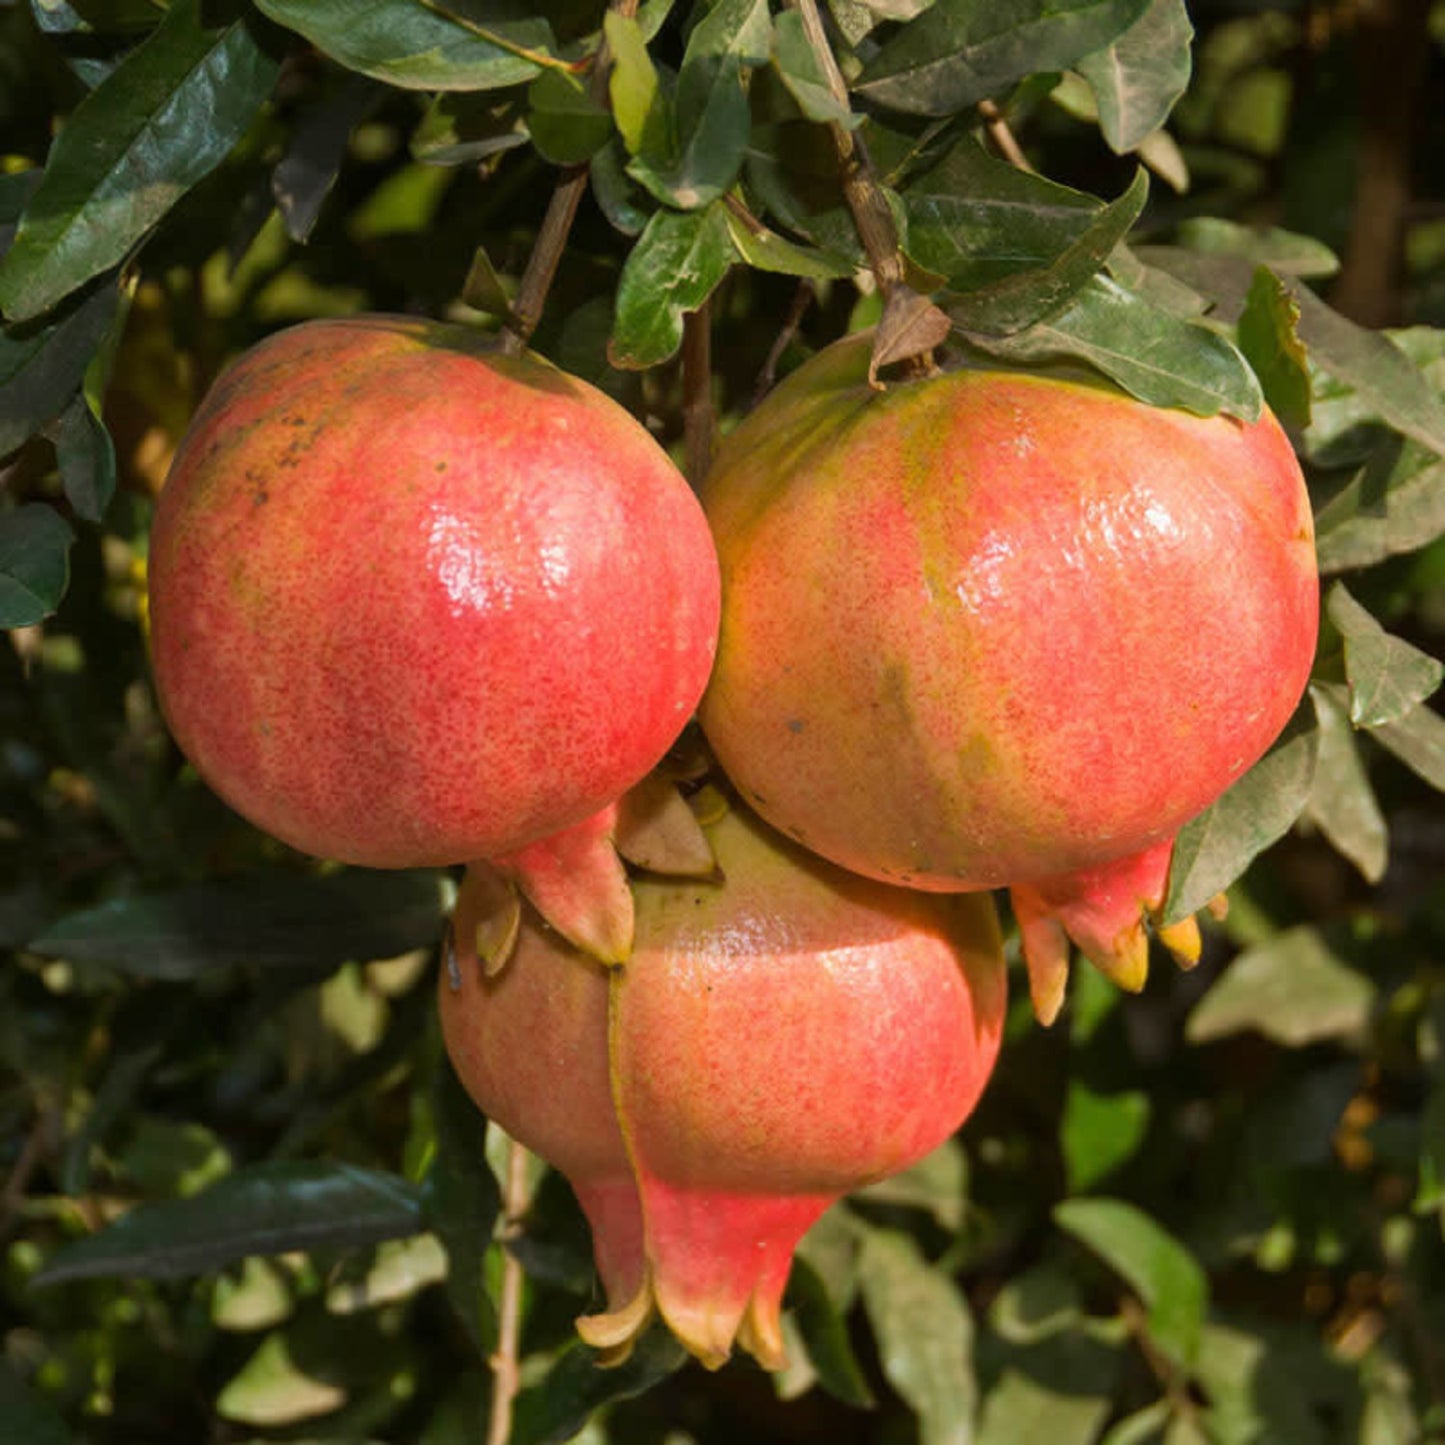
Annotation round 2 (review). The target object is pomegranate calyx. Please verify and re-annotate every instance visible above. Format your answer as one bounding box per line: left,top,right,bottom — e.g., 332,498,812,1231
451,863,523,978
614,774,718,879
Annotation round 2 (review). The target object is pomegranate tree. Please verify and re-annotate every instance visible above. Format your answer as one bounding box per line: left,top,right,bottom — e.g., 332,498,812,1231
439,796,1007,1370
147,315,720,953
700,330,1319,1022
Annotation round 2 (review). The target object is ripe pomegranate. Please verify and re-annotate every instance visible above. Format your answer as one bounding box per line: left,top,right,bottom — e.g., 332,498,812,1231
148,315,720,953
699,330,1318,1022
439,796,1007,1370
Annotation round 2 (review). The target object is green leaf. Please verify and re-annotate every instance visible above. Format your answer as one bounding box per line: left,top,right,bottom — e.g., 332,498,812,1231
411,91,529,166
423,1061,501,1354
528,69,613,165
1173,218,1339,278
963,273,1264,420
987,1261,1084,1344
942,165,1148,335
1369,702,1445,792
1327,583,1443,728
36,1161,423,1284
1305,684,1387,885
0,1360,72,1445
29,868,452,978
0,1,280,322
51,389,116,522
1236,266,1311,429
785,1254,876,1408
0,504,75,629
274,76,384,242
1163,703,1319,923
857,0,1151,117
1184,925,1375,1048
1313,434,1445,574
1054,1197,1207,1369
510,1330,688,1445
1413,1065,1445,1215
854,1138,968,1230
1061,1081,1151,1193
608,201,734,368
1076,0,1192,153
0,275,121,456
1102,1400,1173,1445
771,10,856,126
604,12,664,156
254,0,551,92
977,1367,1113,1445
859,1228,975,1445
724,206,853,281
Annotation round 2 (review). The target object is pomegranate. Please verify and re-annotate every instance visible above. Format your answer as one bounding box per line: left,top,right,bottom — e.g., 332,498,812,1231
148,315,720,953
699,330,1318,1022
439,796,1007,1370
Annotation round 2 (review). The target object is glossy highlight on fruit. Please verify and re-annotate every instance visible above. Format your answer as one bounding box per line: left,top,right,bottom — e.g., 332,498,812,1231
699,330,1319,1021
439,798,1007,1370
148,315,720,889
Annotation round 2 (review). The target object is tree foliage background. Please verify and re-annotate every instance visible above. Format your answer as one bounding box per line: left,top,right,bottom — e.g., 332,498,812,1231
2,0,1445,1440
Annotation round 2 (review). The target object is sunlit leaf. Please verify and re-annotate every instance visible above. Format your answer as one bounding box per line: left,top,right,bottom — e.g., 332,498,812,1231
771,10,856,126
1173,218,1339,278
1164,703,1319,923
1185,925,1375,1048
1054,1197,1207,1368
1369,702,1445,792
988,1261,1084,1345
36,1162,423,1283
1061,1081,1150,1192
254,0,551,92
857,0,1151,117
1327,583,1443,728
29,869,452,978
0,0,280,322
1076,0,1191,153
859,1227,975,1445
0,504,75,629
785,1255,876,1408
977,1367,1113,1445
1305,684,1387,884
1236,266,1311,429
1314,438,1445,574
724,207,853,280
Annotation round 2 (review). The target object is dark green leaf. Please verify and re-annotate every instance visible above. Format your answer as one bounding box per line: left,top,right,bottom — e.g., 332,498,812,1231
1163,703,1319,922
461,244,514,319
1061,1081,1151,1193
1076,0,1191,153
29,869,451,978
510,1330,687,1445
1054,1197,1207,1368
785,1254,876,1408
254,0,551,92
527,69,612,165
0,1361,72,1445
0,504,75,629
51,389,116,522
273,77,385,242
771,10,857,126
608,202,734,368
1305,684,1387,884
1137,249,1445,455
0,1,280,322
0,276,120,456
61,1037,165,1196
962,273,1263,420
857,0,1151,117
1236,266,1311,429
36,1162,423,1283
1173,218,1339,278
859,1228,975,1445
423,1061,501,1354
1185,925,1375,1048
411,91,529,165
1327,583,1443,728
1415,1065,1445,1215
977,1367,1113,1445
1370,703,1445,792
942,165,1148,335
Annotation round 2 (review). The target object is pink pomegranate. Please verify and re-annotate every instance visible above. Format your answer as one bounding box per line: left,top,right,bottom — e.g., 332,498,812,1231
439,797,1007,1370
699,330,1318,1022
148,315,720,949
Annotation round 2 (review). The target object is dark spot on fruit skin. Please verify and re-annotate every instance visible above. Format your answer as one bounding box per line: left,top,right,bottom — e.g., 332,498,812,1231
786,718,805,733
435,460,448,473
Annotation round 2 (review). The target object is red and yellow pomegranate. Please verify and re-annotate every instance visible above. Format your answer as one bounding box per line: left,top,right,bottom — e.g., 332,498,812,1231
148,316,720,952
439,796,1007,1370
700,330,1318,1021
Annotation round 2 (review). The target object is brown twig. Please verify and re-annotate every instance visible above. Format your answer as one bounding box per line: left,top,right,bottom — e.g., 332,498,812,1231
487,1134,532,1445
681,304,715,485
499,0,640,355
753,279,816,407
978,98,1034,172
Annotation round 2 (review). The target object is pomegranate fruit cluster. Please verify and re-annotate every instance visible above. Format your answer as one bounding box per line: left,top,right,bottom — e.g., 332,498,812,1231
148,312,1318,1372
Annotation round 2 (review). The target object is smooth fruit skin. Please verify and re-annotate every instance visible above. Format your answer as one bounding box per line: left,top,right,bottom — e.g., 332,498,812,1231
148,315,720,869
438,800,1007,1370
699,332,1318,1014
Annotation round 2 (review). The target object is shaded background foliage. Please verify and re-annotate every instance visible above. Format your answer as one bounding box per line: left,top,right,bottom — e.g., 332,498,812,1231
1,0,1445,1441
